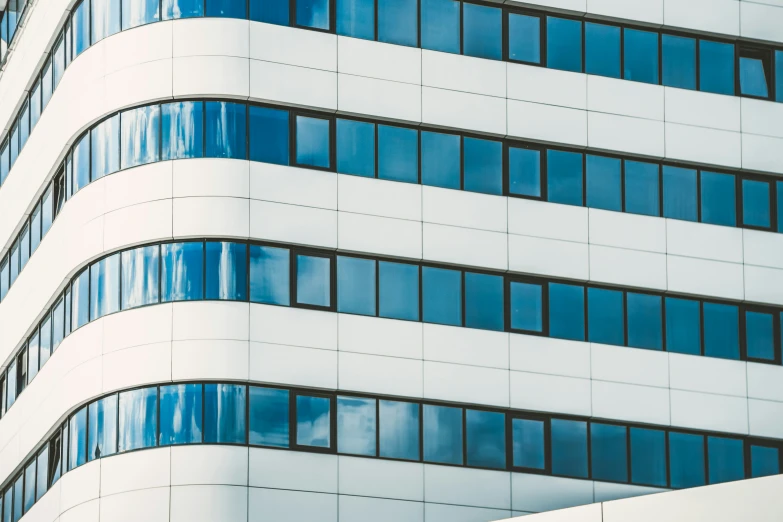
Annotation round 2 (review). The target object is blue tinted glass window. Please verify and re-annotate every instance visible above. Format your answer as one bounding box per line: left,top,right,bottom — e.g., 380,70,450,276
159,384,203,445
41,58,53,112
746,311,774,361
703,302,739,360
297,0,329,29
0,257,7,302
13,476,21,521
72,133,90,194
250,245,290,306
742,179,770,228
591,423,627,483
337,119,375,177
777,51,783,102
121,105,160,169
249,387,289,448
0,142,8,186
378,261,419,321
665,297,701,355
551,419,587,478
161,101,204,160
205,242,247,301
586,155,621,211
163,0,204,18
122,0,160,29
205,384,246,444
662,34,696,90
547,150,583,206
585,22,620,78
663,166,697,222
250,0,289,24
708,436,744,485
627,293,662,350
19,103,29,151
625,160,660,216
670,432,705,488
205,102,246,159
121,246,159,310
510,282,542,332
422,267,462,326
36,447,48,500
296,116,330,168
512,418,544,470
423,405,463,465
547,17,582,73
701,171,736,226
296,255,331,307
28,333,39,383
73,1,90,57
378,0,417,47
88,395,118,460
296,395,331,448
378,125,418,183
30,82,41,132
2,488,10,522
337,396,377,456
549,283,585,341
379,400,419,460
6,360,17,409
630,427,667,487
72,269,90,330
421,0,459,54
337,256,376,316
118,388,157,452
739,56,769,98
161,242,204,302
508,14,540,64
464,137,502,195
421,131,460,190
624,29,659,84
23,461,35,513
90,253,120,320
588,288,624,346
509,147,541,197
249,106,289,165
751,446,780,478
466,409,505,469
465,273,503,331
9,123,17,168
463,3,501,60
337,0,374,40
92,0,121,42
700,40,735,96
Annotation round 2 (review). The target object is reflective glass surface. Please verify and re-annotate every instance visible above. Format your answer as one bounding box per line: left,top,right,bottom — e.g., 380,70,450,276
91,115,120,181
423,405,463,465
92,0,121,42
421,0,460,54
751,446,780,478
665,297,701,355
249,106,289,165
72,133,90,194
512,418,545,470
466,409,505,469
163,0,204,18
630,427,667,487
746,311,774,361
663,166,697,222
90,253,120,320
161,101,204,160
422,267,462,326
250,245,290,306
379,400,419,460
508,146,541,197
159,384,203,445
547,17,582,72
547,150,583,206
72,269,90,330
464,273,503,331
72,1,91,57
624,28,659,84
337,396,376,456
708,436,744,485
205,101,246,159
379,261,419,321
586,154,621,211
700,40,735,96
588,287,624,346
121,246,159,310
378,125,418,183
378,0,417,47
121,105,160,169
551,419,587,478
337,119,375,177
778,51,783,102
297,0,329,29
510,282,543,332
337,0,374,39
296,395,331,448
701,171,736,226
250,0,289,25
205,242,248,301
421,131,460,190
68,407,87,470
463,3,501,60
122,0,160,29
205,384,246,444
161,242,204,302
88,395,118,460
508,14,540,64
337,256,376,316
585,22,620,78
296,116,330,168
249,387,289,447
742,179,770,228
591,423,627,482
296,255,331,307
549,282,584,341
739,56,769,98
627,293,662,350
625,160,660,216
669,432,705,488
118,388,157,451
703,302,739,360
464,137,502,195
662,34,696,90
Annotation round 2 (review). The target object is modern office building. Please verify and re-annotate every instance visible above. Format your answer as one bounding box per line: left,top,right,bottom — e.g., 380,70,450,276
0,0,782,521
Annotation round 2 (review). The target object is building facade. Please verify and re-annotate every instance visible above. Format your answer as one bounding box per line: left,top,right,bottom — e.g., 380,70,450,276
0,0,782,521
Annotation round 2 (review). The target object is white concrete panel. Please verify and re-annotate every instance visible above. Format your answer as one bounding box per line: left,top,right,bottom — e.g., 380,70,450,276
664,88,741,133
507,63,586,110
507,99,587,147
740,1,783,42
663,0,740,36
250,305,337,350
337,36,421,84
102,342,172,392
587,75,664,121
172,159,249,198
250,200,337,248
173,17,249,58
591,343,669,388
249,59,337,110
424,465,511,510
338,174,422,222
667,255,745,301
669,353,747,397
423,361,510,407
338,351,423,397
60,460,101,514
338,212,423,259
104,161,173,212
339,495,424,522
424,223,507,270
588,112,665,158
666,219,743,264
592,381,670,425
60,499,99,522
508,234,590,281
23,480,60,522
249,488,337,522
744,265,783,306
587,0,663,23
741,133,783,175
103,199,173,253
747,363,783,402
250,22,336,71
588,209,666,253
511,473,594,513
104,20,173,74
670,389,749,434
511,371,592,416
748,399,783,438
171,339,249,381
508,198,588,243
249,448,338,493
339,314,423,359
249,342,338,389
424,503,512,522
100,447,171,496
741,98,783,139
99,487,170,522
589,245,667,290
102,303,173,353
171,446,248,486
104,58,173,112
338,456,424,501
423,323,509,369
422,86,506,136
172,55,250,99
338,73,422,123
423,187,507,233
743,230,783,270
422,50,506,98
170,485,247,522
172,302,249,341
250,163,337,211
593,482,667,503
665,123,742,169
172,196,250,238
510,335,591,379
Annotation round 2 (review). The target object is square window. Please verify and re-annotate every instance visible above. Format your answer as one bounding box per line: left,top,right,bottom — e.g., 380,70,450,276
464,272,504,331
423,405,463,465
204,384,246,444
337,119,375,177
297,0,330,29
587,287,624,346
378,261,419,321
378,0,417,47
337,0,374,40
627,293,662,350
466,409,505,469
663,34,696,90
379,400,419,460
751,445,780,478
250,245,290,306
630,427,667,487
708,436,744,485
421,131,460,190
464,137,502,195
296,395,331,448
422,267,462,326
421,0,460,54
624,160,660,216
337,256,376,316
585,22,620,78
249,387,289,448
296,254,331,308
508,14,541,64
551,419,588,478
337,396,377,456
249,106,289,165
669,432,705,488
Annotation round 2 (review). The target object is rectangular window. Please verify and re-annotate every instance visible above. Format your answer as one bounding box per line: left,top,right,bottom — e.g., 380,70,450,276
205,102,247,159
118,388,157,452
122,0,161,29
0,257,7,302
249,386,289,448
9,122,18,168
250,0,290,24
42,184,53,237
295,394,331,448
71,269,90,330
708,436,744,485
40,315,52,368
121,105,160,169
630,427,667,487
23,460,35,513
296,115,331,168
163,0,204,18
624,160,660,217
159,383,203,445
337,0,374,40
161,242,204,302
591,423,627,483
41,59,53,112
423,404,463,465
35,447,48,501
249,106,289,165
90,253,121,320
19,102,29,151
512,418,545,470
378,124,418,183
27,333,39,383
703,302,739,360
72,133,90,194
337,119,375,178
627,293,662,350
624,28,659,84
337,256,376,316
48,433,62,486
9,241,18,286
53,35,65,90
296,254,331,308
296,0,330,29
662,34,696,90
377,0,417,47
551,419,587,478
742,179,771,229
73,0,91,57
739,48,771,99
87,395,118,461
379,400,419,460
421,131,460,190
0,141,8,186
13,475,22,521
30,79,42,131
745,310,775,362
19,225,29,271
466,409,505,469
508,146,542,198
700,171,736,227
52,297,66,351
669,432,705,488
777,51,783,102
205,384,246,444
68,407,87,470
464,137,502,195
30,202,41,254
205,242,248,301
587,287,624,346
92,0,121,43
420,0,459,54
206,0,247,17
378,261,419,321
586,155,621,211
665,297,701,355
585,22,620,78
547,150,583,206
547,16,582,72
700,40,735,96
778,182,783,233
3,487,10,522
162,101,204,160
422,266,462,326
121,245,159,310
508,13,540,64
751,445,780,478
337,396,377,456
510,281,543,333
6,361,16,410
464,272,504,331
250,245,290,306
463,3,501,60
549,282,585,341
663,166,697,222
